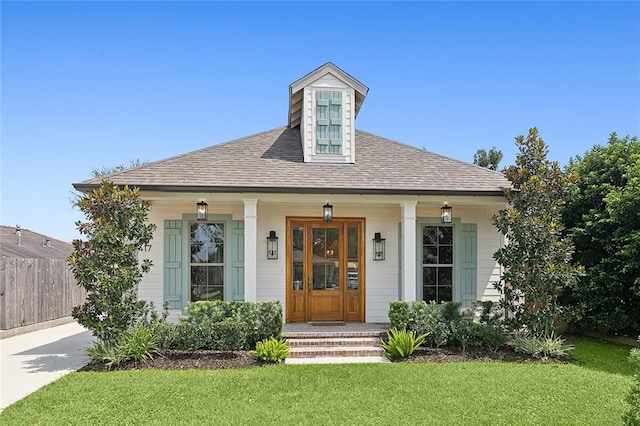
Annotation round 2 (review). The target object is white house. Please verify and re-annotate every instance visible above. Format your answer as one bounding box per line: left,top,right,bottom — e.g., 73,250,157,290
74,63,510,324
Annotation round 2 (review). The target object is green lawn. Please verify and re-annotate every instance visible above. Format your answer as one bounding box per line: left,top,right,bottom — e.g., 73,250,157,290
1,337,634,425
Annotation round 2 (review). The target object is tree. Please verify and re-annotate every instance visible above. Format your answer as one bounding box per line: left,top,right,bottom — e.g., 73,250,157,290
562,133,640,335
68,180,156,344
473,147,503,170
493,128,580,335
91,159,148,178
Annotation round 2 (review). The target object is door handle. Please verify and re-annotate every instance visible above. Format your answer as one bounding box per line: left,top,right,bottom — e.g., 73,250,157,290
307,277,312,294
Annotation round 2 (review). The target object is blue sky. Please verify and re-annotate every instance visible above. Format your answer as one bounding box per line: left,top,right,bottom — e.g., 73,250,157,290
2,1,639,243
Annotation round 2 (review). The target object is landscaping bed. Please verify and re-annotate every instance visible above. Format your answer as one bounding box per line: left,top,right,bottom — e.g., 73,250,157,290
80,344,553,372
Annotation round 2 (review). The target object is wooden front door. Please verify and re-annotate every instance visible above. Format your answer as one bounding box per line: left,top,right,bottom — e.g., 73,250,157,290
286,218,365,323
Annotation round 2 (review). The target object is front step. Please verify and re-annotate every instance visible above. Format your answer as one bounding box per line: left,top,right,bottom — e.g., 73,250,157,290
283,329,388,359
289,345,385,358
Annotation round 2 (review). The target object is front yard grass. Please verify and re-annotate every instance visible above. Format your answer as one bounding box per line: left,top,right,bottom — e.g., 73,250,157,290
0,337,633,425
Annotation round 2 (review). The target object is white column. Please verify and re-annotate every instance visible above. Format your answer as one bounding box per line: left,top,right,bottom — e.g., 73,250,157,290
402,201,417,302
243,199,258,302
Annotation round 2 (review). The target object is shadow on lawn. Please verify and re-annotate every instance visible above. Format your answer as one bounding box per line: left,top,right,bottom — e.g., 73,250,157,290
570,336,635,377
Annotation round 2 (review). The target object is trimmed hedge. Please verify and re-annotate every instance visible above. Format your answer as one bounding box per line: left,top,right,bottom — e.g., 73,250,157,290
166,301,283,351
388,300,508,352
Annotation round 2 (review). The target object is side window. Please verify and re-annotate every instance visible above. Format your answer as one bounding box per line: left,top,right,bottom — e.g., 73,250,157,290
190,222,224,301
422,225,453,303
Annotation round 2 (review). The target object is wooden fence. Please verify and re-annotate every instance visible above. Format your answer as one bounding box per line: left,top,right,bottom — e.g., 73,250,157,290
0,258,86,330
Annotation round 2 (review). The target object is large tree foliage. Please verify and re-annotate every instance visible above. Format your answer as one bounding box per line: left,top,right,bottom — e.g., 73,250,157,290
473,147,503,170
562,133,640,335
493,128,580,335
69,180,156,344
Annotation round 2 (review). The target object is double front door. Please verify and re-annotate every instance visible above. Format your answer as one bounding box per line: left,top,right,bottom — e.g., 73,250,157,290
286,218,365,323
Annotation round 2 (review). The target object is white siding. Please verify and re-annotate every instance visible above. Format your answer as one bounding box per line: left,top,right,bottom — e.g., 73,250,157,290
138,195,505,323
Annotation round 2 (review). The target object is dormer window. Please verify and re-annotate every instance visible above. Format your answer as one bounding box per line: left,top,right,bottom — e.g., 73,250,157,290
316,91,342,154
288,63,369,164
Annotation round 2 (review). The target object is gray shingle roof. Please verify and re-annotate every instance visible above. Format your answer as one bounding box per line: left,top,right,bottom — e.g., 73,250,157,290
1,225,73,259
73,127,510,196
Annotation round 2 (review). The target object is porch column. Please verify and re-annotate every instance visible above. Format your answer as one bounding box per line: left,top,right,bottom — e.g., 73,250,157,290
243,198,258,302
402,201,417,302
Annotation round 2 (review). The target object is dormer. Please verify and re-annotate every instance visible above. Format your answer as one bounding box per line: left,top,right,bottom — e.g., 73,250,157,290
288,63,369,164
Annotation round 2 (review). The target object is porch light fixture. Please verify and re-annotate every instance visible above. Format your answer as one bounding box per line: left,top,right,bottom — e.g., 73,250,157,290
373,232,386,261
323,203,333,223
441,204,452,224
267,230,278,260
196,201,208,221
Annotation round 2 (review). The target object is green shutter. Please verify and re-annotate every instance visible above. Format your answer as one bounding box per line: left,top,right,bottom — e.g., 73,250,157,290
164,220,184,310
457,223,477,307
316,91,342,154
230,221,245,301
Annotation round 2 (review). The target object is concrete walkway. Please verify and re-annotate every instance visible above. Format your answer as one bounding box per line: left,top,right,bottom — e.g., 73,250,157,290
0,322,93,411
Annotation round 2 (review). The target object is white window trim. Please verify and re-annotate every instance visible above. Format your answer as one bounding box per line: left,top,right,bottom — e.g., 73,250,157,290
188,221,226,302
420,224,455,304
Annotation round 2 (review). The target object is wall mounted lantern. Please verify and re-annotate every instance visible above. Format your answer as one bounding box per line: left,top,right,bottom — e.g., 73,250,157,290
441,204,452,223
196,201,208,221
323,203,333,223
267,230,278,260
373,232,386,261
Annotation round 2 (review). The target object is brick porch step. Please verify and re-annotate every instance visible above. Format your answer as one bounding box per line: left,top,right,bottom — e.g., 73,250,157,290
289,345,386,358
283,328,388,359
287,337,381,348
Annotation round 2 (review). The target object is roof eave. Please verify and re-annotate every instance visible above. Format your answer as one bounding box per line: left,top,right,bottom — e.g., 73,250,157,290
72,183,507,198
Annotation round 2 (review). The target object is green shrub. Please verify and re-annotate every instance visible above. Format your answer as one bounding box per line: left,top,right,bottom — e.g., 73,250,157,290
172,318,216,350
440,301,462,321
513,332,574,359
210,319,247,351
389,301,449,347
476,322,509,353
169,301,282,351
86,324,158,369
251,337,290,363
624,348,640,425
86,341,128,369
448,316,483,353
381,328,428,359
422,320,451,348
388,301,509,352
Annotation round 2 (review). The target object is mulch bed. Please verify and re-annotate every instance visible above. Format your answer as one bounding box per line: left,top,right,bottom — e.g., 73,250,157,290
79,345,559,372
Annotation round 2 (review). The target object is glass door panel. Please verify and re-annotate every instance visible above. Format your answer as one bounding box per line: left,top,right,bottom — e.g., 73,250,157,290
292,226,304,291
312,227,339,290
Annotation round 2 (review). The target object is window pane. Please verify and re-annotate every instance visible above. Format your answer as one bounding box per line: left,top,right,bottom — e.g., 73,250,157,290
191,265,223,301
190,223,224,264
348,226,358,259
423,267,436,285
423,286,436,303
293,226,304,257
439,246,453,264
423,227,437,244
348,262,358,290
438,286,452,303
438,267,453,287
439,227,453,245
423,246,438,264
